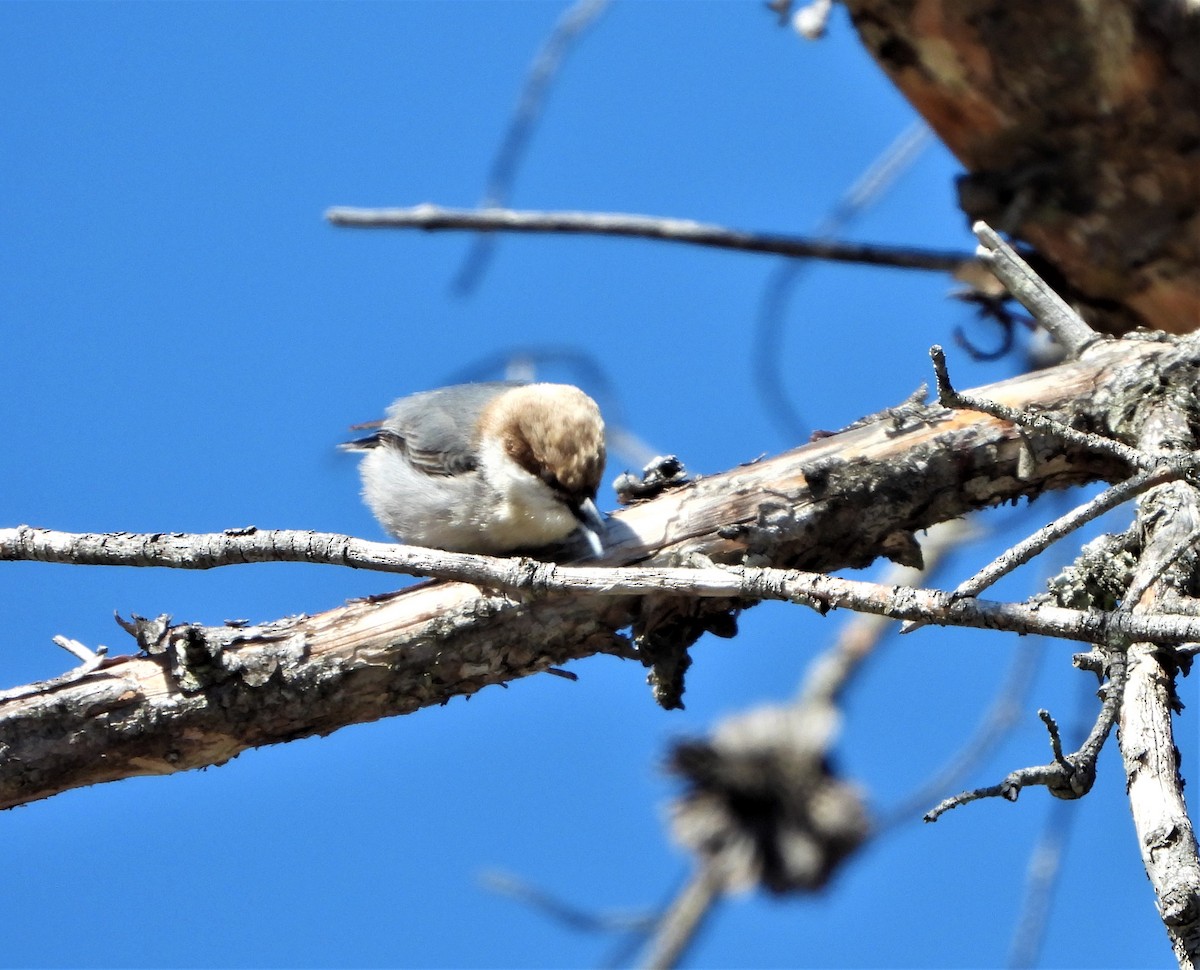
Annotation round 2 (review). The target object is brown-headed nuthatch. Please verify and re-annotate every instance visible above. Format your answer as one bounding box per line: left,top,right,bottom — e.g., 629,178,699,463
343,382,607,557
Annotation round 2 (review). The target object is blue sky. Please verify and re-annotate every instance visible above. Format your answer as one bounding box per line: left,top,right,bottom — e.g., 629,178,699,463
2,3,1194,968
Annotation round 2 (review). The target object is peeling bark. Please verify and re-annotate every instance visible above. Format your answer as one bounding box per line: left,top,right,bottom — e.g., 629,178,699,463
0,334,1180,810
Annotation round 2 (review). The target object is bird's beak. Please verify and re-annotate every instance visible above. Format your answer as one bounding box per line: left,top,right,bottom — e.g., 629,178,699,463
574,497,606,559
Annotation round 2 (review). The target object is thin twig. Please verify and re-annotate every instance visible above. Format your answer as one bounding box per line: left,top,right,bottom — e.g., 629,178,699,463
954,468,1174,600
1007,672,1095,969
51,635,105,665
892,490,1109,818
880,634,1042,828
972,221,1100,359
9,527,1200,649
925,657,1126,821
639,864,724,970
930,344,1158,471
452,0,611,293
479,869,654,935
326,204,976,274
1039,709,1069,767
901,466,1177,634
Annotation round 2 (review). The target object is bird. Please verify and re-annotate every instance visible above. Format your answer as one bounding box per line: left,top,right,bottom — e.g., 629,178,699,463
342,381,607,557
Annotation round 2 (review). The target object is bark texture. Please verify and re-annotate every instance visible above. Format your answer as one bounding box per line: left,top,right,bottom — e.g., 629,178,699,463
841,7,1200,959
1124,401,1200,966
0,335,1175,810
845,0,1200,334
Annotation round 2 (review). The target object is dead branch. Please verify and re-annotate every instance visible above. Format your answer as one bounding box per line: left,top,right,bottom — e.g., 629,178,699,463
972,221,1099,358
1121,401,1200,967
844,0,1200,335
924,680,1125,821
325,204,976,274
930,344,1160,472
0,334,1189,811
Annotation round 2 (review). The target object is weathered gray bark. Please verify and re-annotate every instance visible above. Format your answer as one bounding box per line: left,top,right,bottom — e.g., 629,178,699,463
0,335,1171,810
1123,402,1200,966
839,5,1200,961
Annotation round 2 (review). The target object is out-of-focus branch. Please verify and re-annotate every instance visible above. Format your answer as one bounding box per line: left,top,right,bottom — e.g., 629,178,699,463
882,634,1042,828
479,869,654,936
326,204,976,273
638,864,724,970
644,519,972,965
800,519,973,705
453,0,611,292
753,119,933,442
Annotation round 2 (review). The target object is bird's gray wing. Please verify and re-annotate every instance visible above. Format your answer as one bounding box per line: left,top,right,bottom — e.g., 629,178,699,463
372,382,523,477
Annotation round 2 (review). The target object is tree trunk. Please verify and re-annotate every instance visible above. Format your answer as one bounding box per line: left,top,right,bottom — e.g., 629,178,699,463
845,0,1200,334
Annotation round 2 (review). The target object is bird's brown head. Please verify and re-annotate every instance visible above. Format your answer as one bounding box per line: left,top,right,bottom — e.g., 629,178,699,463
481,383,606,504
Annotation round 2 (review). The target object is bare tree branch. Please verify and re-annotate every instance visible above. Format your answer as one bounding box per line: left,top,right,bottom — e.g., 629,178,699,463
0,334,1189,813
642,519,970,957
950,468,1175,603
924,668,1125,822
901,466,1176,635
6,524,1200,812
453,0,611,292
930,344,1161,472
908,356,1200,959
11,527,1200,644
1121,403,1200,967
325,204,976,273
972,221,1100,358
